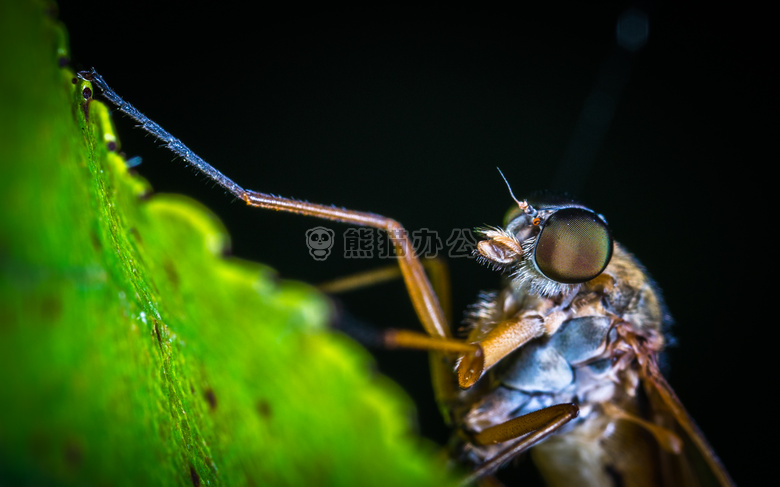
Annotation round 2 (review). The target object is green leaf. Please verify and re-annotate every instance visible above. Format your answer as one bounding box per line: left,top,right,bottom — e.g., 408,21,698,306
0,2,459,485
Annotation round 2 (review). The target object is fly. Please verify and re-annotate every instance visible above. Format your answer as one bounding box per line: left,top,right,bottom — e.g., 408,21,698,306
77,69,735,487
449,188,734,486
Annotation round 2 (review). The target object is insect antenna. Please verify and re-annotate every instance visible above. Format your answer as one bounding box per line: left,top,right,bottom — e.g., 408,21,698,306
496,167,536,217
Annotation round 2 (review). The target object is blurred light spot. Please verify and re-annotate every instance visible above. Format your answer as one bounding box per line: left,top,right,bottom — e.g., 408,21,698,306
125,155,143,168
617,9,649,52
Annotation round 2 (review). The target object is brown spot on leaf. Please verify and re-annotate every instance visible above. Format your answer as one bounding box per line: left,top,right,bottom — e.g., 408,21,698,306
40,295,63,322
90,230,102,252
204,388,217,411
153,320,163,351
257,400,272,419
163,260,179,289
64,438,83,467
189,465,200,487
129,227,142,245
44,2,59,18
81,86,92,121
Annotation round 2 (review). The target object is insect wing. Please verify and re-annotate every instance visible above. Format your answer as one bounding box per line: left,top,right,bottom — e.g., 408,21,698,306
641,357,735,486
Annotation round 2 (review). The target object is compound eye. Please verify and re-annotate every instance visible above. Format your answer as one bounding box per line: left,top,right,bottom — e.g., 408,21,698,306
533,208,613,284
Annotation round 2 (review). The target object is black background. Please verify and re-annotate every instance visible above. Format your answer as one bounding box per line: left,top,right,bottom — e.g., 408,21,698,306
58,2,770,485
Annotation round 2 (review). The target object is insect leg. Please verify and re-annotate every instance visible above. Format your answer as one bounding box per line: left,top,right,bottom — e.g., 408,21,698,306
463,404,579,485
315,260,484,396
456,309,569,389
317,257,452,325
79,69,451,340
242,191,452,338
77,69,246,199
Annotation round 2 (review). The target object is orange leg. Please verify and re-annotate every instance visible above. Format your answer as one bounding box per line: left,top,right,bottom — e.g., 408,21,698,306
317,257,452,327
464,404,579,485
243,191,451,339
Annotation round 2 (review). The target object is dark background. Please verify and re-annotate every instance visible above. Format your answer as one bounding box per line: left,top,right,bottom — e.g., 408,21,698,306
58,3,769,485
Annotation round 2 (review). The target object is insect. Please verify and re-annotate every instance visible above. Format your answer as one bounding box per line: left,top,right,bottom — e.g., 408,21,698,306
77,69,734,486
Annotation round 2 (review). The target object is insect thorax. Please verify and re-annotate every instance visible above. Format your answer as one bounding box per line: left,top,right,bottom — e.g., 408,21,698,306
450,243,667,468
